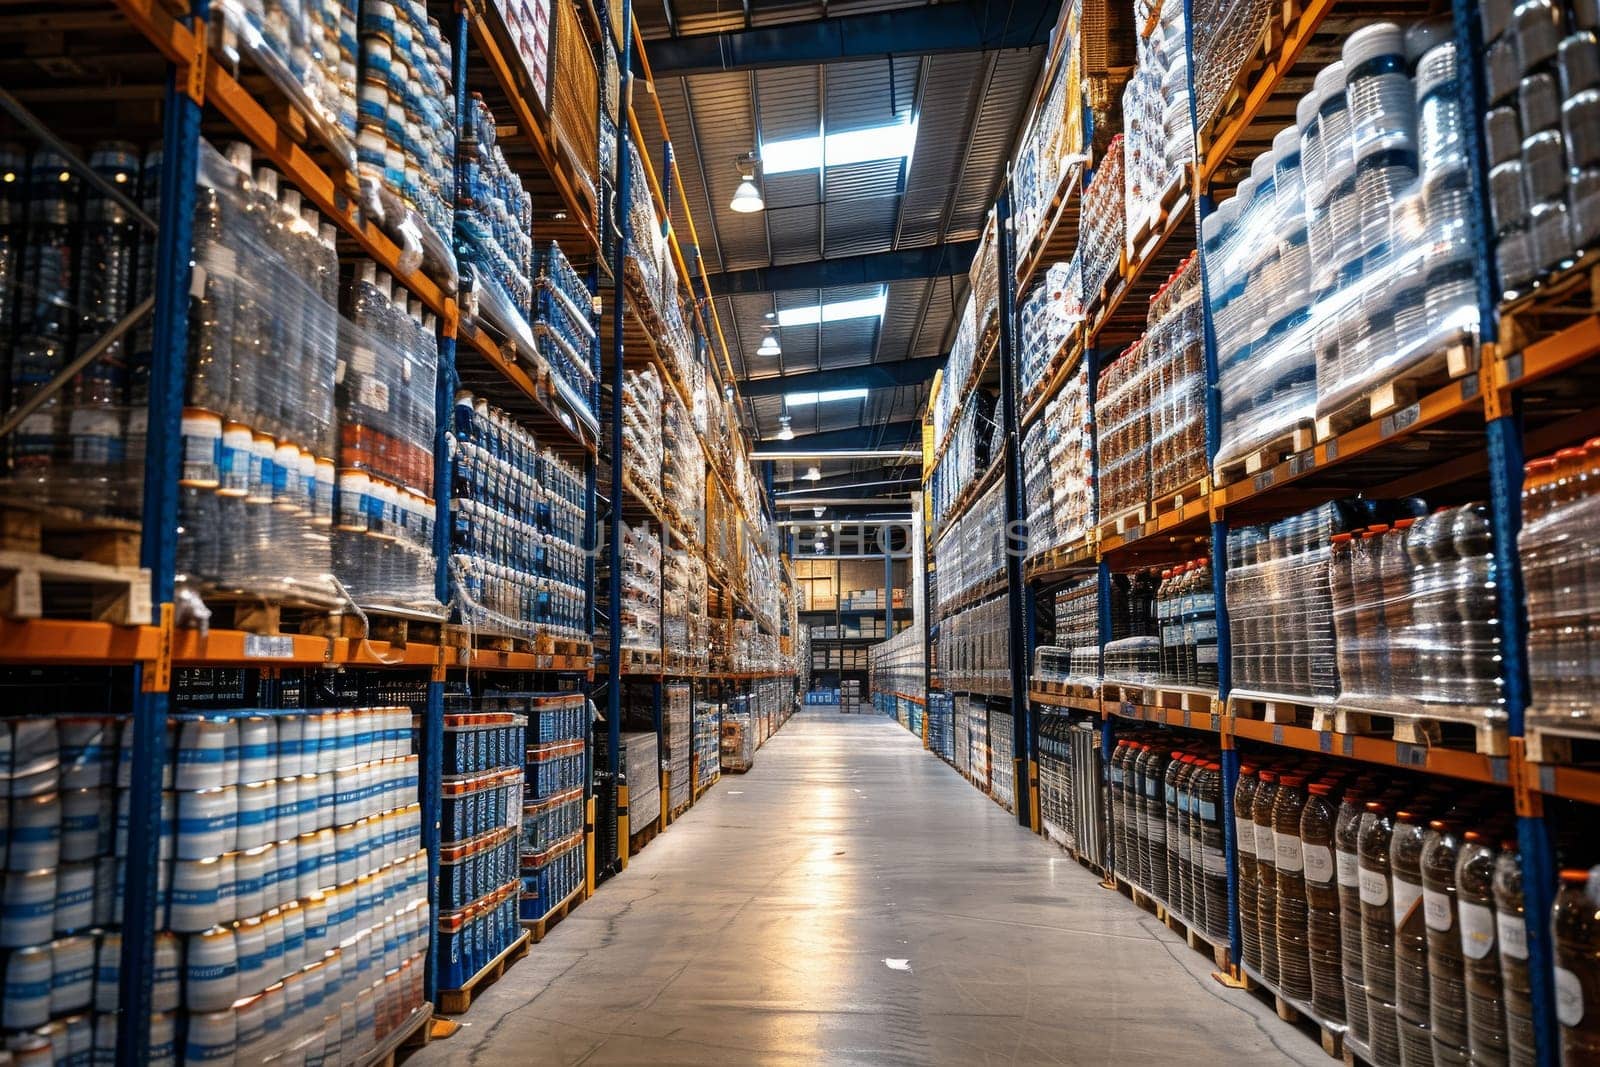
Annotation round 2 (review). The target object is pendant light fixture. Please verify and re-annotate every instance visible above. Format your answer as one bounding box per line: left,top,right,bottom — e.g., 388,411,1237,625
729,152,764,213
776,414,794,441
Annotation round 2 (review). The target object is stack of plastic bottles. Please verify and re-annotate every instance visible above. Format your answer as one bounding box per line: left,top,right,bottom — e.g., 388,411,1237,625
534,241,598,418
1520,439,1600,733
356,0,456,284
519,693,586,924
1123,0,1191,244
2,142,159,523
1079,136,1126,305
1483,0,1600,294
334,262,441,613
1019,261,1085,397
456,94,535,340
178,142,341,599
448,392,587,643
1011,0,1086,252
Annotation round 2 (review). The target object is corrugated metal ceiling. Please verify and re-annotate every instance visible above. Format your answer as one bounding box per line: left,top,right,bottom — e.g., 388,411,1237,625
631,2,1044,451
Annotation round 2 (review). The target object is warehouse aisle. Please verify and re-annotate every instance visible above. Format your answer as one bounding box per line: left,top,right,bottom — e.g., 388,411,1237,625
412,711,1323,1066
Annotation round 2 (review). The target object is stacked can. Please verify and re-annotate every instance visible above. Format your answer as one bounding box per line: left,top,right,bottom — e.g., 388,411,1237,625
437,707,525,991
520,693,586,925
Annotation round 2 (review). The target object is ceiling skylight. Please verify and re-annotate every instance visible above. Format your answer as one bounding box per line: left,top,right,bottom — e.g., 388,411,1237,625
776,290,888,328
786,388,869,405
761,116,919,176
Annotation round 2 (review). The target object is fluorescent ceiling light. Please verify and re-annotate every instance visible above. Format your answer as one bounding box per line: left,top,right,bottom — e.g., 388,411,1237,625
784,388,869,405
761,117,919,176
776,291,887,328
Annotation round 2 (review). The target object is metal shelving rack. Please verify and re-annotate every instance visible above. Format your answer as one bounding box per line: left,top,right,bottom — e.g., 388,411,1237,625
0,0,796,1056
917,0,1581,1059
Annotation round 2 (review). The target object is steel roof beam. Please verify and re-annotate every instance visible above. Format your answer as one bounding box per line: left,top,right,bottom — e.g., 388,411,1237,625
756,419,922,454
740,354,943,396
707,241,979,296
642,0,1060,74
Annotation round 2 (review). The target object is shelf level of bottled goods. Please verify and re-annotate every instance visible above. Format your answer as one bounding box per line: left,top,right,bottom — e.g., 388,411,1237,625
918,0,1600,1061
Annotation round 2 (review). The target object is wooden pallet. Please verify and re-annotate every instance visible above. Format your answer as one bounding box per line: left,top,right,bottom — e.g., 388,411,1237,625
1237,964,1346,1059
202,585,347,637
1316,704,1510,757
1033,678,1102,707
1102,680,1155,708
1522,719,1600,765
0,549,152,625
1153,686,1217,714
617,647,663,673
0,504,142,565
1214,420,1316,488
525,884,585,944
1097,474,1209,544
359,1003,434,1067
629,816,661,855
304,606,447,646
669,797,693,821
444,624,539,655
1115,874,1231,972
1230,692,1326,727
437,930,531,1015
1314,337,1478,442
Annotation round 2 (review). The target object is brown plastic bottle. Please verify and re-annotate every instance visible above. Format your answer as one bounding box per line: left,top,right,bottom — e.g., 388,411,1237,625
1199,761,1228,942
1493,839,1537,1066
1302,779,1346,1023
1359,799,1402,1064
1330,532,1361,696
1379,519,1417,687
1554,868,1600,1066
1130,743,1152,889
1391,808,1434,1048
1236,764,1263,974
1420,819,1469,1058
1174,754,1198,918
1111,740,1135,880
1274,773,1314,1001
1139,745,1169,902
1164,751,1184,911
1354,525,1392,699
1254,769,1283,986
1453,830,1508,1063
1336,783,1372,1047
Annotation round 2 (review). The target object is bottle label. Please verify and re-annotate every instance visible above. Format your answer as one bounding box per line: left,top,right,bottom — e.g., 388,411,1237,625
1458,901,1495,959
1303,843,1334,884
1423,887,1453,932
1557,966,1585,1027
1255,824,1275,861
1359,867,1389,906
1198,800,1216,821
1497,911,1528,960
1275,832,1304,873
1236,816,1256,856
1337,849,1360,888
1393,876,1424,928
1197,646,1218,664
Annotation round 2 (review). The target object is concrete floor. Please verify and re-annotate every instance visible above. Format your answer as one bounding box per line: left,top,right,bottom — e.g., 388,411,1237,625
414,710,1325,1066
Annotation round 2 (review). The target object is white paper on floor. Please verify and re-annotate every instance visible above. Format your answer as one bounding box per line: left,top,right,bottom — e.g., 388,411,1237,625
883,959,912,972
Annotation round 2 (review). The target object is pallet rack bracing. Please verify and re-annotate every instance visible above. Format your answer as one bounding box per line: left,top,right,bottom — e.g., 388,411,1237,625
915,0,1600,1059
0,0,797,1059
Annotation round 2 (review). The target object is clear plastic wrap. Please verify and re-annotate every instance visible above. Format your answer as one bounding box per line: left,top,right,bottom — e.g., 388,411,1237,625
1519,442,1600,730
1190,0,1277,132
1226,503,1348,702
932,477,1005,615
177,142,342,601
617,522,660,653
869,624,926,701
1020,260,1085,397
535,241,599,421
931,386,998,522
333,261,441,613
1482,0,1600,294
1013,0,1086,251
1329,503,1504,723
988,706,1015,811
938,595,1010,695
449,392,587,642
357,0,458,289
931,293,978,449
489,0,551,111
211,0,359,173
2,142,158,523
457,93,535,330
1124,0,1191,247
1080,135,1127,306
